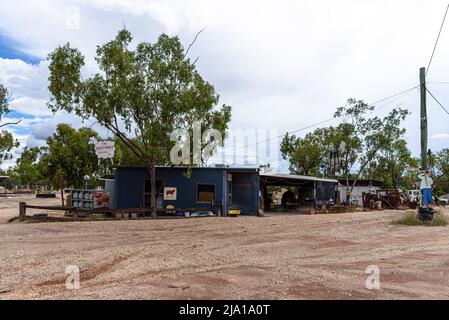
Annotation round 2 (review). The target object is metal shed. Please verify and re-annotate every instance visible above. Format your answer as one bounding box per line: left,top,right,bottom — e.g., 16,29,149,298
113,166,260,216
260,173,338,211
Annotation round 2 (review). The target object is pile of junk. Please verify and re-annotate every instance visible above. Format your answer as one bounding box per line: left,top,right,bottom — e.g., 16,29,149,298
362,189,410,210
362,188,437,222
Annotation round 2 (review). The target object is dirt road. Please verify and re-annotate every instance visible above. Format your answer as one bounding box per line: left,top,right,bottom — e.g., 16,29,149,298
1,196,448,299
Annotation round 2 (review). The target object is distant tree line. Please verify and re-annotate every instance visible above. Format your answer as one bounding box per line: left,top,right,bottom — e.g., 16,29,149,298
0,123,145,194
281,99,449,196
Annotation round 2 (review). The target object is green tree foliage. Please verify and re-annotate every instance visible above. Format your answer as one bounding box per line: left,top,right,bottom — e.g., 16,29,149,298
0,131,18,164
433,148,449,195
0,84,9,116
281,99,410,200
364,139,418,189
281,131,324,176
113,137,145,167
47,29,232,216
0,167,20,190
0,84,20,165
40,124,99,205
334,100,409,193
281,124,360,177
14,147,45,189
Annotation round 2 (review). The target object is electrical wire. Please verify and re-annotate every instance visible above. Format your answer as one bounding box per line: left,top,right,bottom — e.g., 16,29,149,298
369,86,419,106
426,88,449,116
369,86,418,114
426,3,449,76
219,85,420,155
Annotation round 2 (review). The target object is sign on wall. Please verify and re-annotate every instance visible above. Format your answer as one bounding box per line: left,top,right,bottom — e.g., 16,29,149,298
164,187,177,201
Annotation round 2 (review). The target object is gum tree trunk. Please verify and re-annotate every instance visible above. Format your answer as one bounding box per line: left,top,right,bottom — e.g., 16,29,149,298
60,178,65,207
151,164,157,219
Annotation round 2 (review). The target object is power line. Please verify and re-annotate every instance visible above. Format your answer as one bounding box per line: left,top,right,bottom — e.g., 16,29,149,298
426,88,449,116
369,86,418,113
221,117,336,155
426,3,449,76
278,118,335,137
220,85,419,154
369,86,419,106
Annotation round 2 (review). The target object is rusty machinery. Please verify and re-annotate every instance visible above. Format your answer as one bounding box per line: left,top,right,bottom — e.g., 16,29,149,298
362,189,410,210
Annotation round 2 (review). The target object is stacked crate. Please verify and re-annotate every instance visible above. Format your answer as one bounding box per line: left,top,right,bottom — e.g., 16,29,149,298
71,190,95,209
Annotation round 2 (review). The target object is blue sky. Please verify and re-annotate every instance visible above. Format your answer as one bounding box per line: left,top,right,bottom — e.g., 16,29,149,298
0,33,41,65
0,35,39,156
1,0,449,170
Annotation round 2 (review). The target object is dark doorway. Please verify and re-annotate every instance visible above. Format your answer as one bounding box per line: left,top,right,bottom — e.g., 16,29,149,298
144,180,163,209
232,182,253,213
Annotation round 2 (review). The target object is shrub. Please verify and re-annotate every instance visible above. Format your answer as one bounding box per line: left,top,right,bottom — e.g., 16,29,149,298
392,209,448,227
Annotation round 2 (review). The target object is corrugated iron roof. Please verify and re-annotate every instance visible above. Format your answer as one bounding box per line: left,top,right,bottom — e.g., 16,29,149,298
260,173,338,183
115,166,259,171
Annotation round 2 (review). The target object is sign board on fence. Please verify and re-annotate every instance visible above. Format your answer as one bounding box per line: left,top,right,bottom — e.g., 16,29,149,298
94,191,110,208
94,141,116,159
164,187,177,201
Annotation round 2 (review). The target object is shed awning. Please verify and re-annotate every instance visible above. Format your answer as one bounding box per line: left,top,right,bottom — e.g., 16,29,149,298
260,173,338,185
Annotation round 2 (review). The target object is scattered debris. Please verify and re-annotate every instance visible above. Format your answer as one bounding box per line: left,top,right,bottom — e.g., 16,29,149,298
363,189,408,210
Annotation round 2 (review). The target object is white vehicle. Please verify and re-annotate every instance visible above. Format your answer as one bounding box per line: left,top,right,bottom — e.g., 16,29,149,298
437,194,448,206
407,190,420,203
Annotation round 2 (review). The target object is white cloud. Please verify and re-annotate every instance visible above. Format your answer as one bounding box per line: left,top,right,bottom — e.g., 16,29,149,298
430,133,449,140
29,111,88,140
80,0,189,34
0,58,52,116
9,97,52,117
1,0,449,169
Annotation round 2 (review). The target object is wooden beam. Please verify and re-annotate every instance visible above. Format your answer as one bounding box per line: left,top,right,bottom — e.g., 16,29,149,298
19,202,26,221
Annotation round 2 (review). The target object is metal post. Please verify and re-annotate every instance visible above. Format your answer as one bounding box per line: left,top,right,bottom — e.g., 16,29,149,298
420,67,428,170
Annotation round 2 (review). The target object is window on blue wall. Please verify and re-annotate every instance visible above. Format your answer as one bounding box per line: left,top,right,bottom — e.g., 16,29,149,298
197,184,215,203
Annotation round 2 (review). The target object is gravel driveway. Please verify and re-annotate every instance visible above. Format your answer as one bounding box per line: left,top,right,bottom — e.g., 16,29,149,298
1,196,448,299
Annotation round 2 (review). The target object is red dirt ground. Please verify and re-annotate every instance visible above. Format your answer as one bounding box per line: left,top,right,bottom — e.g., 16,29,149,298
1,195,448,300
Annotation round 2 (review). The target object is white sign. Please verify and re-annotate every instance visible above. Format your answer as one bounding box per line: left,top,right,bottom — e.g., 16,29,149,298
164,187,177,201
94,141,116,159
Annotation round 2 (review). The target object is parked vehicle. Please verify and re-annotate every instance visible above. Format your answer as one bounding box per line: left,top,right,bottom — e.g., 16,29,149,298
436,195,448,206
405,190,448,207
407,190,420,203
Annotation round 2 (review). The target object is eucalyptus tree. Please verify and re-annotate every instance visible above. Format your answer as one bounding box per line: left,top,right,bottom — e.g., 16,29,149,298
282,99,410,203
47,29,231,216
0,84,20,165
40,124,99,205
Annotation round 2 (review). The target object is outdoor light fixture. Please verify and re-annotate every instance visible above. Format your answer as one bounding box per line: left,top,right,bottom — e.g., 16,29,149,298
84,175,90,189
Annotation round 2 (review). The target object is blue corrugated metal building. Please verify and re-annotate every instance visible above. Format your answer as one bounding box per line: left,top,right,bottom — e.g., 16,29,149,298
113,166,260,216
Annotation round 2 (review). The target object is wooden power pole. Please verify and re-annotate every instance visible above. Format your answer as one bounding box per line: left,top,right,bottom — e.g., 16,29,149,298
420,67,428,170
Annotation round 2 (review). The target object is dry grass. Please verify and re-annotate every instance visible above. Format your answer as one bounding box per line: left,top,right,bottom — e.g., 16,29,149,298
392,208,448,227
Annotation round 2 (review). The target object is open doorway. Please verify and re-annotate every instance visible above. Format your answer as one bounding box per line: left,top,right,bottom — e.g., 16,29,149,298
227,171,258,215
263,184,315,214
260,173,337,215
144,180,163,209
